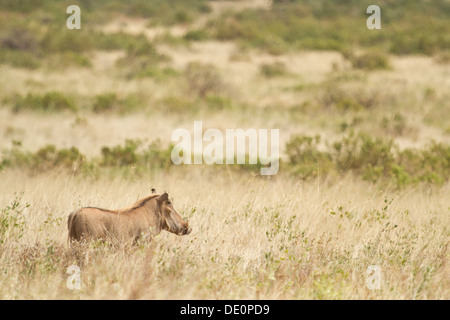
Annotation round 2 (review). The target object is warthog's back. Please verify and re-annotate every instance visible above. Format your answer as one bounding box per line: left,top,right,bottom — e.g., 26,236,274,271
68,207,147,244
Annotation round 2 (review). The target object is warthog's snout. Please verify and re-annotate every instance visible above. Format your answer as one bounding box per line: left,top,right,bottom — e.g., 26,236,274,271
178,225,192,235
180,219,192,235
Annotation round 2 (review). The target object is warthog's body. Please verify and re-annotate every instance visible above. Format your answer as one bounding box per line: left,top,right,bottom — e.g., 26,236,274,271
67,192,191,245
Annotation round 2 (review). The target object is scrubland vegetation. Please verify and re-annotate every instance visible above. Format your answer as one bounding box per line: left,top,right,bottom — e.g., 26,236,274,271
0,0,448,299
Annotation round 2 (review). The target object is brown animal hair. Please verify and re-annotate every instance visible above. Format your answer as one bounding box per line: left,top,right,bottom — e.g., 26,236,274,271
67,192,191,246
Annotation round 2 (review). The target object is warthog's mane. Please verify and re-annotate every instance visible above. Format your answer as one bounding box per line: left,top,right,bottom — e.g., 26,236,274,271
132,194,160,208
84,194,160,215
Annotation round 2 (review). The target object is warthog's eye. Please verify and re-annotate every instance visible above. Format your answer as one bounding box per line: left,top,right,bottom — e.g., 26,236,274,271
167,201,172,205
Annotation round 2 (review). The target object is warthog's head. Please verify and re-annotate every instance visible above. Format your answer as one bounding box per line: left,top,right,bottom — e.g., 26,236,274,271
157,193,192,236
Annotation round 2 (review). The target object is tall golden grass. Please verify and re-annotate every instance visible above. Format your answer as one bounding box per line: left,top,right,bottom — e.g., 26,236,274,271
1,0,449,300
0,168,448,299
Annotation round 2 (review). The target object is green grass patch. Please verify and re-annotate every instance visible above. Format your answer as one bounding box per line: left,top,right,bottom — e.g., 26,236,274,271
342,49,391,70
91,93,143,113
115,35,170,79
208,0,450,56
0,0,211,26
10,92,77,113
260,61,289,78
0,144,87,174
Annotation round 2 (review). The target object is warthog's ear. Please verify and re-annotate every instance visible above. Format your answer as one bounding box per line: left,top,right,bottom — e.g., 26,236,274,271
157,192,169,203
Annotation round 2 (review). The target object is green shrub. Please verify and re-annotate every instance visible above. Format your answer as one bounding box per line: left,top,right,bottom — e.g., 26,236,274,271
0,195,28,244
32,145,86,172
0,132,448,187
343,50,391,70
0,50,41,69
0,25,97,69
0,27,39,52
381,113,408,136
183,29,209,41
319,86,366,112
94,32,146,51
134,66,179,80
11,92,77,113
92,93,120,113
260,62,289,78
142,140,175,170
101,139,141,167
0,0,44,12
285,135,333,179
124,35,159,57
100,139,175,170
391,164,411,188
209,1,450,56
319,79,394,111
47,52,92,68
115,35,170,79
40,28,95,54
0,144,86,173
115,0,210,25
232,156,269,175
204,94,233,111
184,62,227,98
158,96,198,113
92,93,144,113
0,27,41,69
332,131,396,181
399,142,450,185
285,131,450,186
174,10,192,24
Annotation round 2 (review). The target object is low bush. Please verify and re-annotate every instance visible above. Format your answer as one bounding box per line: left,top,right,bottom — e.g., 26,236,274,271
115,35,170,79
204,94,233,111
1,27,39,52
0,0,44,13
0,195,28,244
0,27,41,69
286,131,450,187
208,1,450,56
398,142,450,185
184,62,227,98
0,50,41,69
40,27,95,54
158,96,198,113
381,113,408,136
319,80,395,112
260,61,289,78
332,132,396,182
100,139,174,170
11,92,77,113
33,145,86,172
0,144,86,173
183,29,209,41
342,50,391,70
92,93,121,113
285,135,333,179
1,134,448,187
101,139,141,167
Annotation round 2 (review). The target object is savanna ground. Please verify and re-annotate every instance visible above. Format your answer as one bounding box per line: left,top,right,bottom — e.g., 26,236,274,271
0,0,449,299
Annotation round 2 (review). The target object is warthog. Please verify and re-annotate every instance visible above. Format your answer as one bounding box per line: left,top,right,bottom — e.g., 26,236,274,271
67,192,191,246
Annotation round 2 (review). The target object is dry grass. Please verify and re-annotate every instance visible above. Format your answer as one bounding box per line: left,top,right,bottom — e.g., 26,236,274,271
1,0,449,300
0,169,448,299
